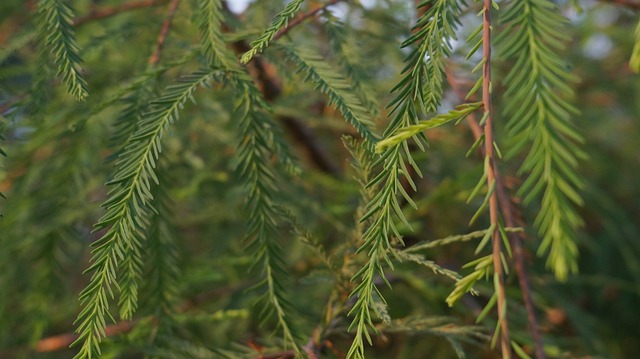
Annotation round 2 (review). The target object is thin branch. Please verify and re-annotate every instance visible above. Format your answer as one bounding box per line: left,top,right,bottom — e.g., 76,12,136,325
447,66,546,359
450,71,546,359
36,321,134,353
598,0,640,10
74,0,167,26
497,174,546,359
271,0,346,42
481,1,511,356
0,282,249,356
148,0,181,65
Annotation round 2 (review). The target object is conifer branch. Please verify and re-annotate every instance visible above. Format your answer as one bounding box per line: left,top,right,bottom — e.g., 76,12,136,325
346,1,463,357
235,98,302,356
498,0,585,281
227,37,342,175
480,0,511,356
72,69,219,359
280,44,378,146
198,2,301,351
272,0,346,43
323,12,380,117
36,0,88,101
8,281,245,356
241,0,306,64
375,102,482,152
447,67,546,359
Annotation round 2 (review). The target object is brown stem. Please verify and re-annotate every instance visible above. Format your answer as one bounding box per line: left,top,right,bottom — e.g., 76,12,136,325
496,177,546,359
446,61,546,359
148,0,181,66
598,0,640,10
0,282,249,356
74,0,167,26
271,0,346,43
0,0,167,48
471,106,545,359
481,0,512,356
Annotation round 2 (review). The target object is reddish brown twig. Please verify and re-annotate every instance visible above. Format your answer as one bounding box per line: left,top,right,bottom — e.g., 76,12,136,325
0,282,250,356
446,64,546,359
271,0,346,42
35,321,134,353
148,0,181,65
598,0,640,10
480,0,512,356
74,0,167,26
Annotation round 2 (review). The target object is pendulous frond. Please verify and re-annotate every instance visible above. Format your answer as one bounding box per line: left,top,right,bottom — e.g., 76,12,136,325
198,4,301,351
72,69,219,359
346,0,465,357
498,0,585,281
36,0,88,101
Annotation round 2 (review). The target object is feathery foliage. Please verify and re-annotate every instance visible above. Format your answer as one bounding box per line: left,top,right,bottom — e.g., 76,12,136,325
2,0,638,358
376,102,482,152
323,12,381,116
36,0,88,101
235,98,301,354
281,44,378,146
72,69,218,359
498,0,585,281
241,0,305,63
345,1,465,357
198,2,301,352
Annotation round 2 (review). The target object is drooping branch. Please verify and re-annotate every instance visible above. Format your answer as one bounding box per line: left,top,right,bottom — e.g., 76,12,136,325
480,0,512,356
447,68,546,359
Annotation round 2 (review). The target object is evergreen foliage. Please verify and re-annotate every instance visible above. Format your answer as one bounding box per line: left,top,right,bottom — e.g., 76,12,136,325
73,69,220,358
0,0,639,358
36,0,88,101
497,0,586,281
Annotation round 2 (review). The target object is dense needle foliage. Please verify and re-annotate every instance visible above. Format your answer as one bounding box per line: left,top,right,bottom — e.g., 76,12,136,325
0,0,639,358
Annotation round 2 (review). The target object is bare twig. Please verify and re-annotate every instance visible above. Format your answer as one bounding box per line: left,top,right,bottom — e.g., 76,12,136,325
481,1,512,356
0,282,249,356
74,0,167,26
37,321,134,353
0,0,167,48
148,0,181,65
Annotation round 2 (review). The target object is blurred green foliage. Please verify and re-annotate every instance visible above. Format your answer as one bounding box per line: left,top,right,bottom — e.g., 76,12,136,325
0,0,638,358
